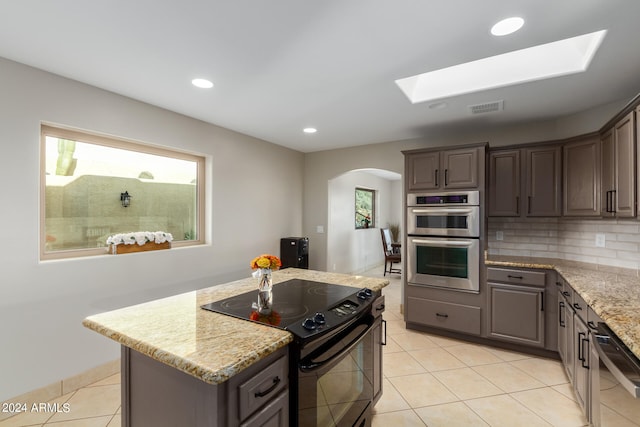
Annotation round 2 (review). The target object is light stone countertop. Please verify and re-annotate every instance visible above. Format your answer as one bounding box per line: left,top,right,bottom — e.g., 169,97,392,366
486,255,640,360
83,268,389,385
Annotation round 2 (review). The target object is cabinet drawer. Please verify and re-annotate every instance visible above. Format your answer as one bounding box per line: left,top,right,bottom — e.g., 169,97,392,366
237,355,288,421
572,290,588,323
487,267,546,287
407,297,481,335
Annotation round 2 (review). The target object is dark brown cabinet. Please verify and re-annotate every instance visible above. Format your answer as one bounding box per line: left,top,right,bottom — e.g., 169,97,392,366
557,276,592,421
487,267,545,348
601,110,636,218
406,146,481,191
563,134,601,216
488,150,520,216
526,145,562,216
122,346,289,427
488,145,561,217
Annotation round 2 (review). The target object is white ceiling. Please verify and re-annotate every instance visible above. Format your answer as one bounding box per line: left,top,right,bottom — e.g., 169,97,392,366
2,1,640,153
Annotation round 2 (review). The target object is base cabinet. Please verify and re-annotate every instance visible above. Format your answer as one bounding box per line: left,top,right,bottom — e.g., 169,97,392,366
487,267,546,348
557,276,593,423
488,283,544,347
122,346,289,427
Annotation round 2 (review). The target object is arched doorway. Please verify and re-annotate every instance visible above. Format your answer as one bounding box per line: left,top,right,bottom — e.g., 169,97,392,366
327,168,401,274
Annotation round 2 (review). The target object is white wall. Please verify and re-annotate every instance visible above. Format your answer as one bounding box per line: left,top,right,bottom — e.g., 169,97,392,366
0,57,304,401
327,170,401,274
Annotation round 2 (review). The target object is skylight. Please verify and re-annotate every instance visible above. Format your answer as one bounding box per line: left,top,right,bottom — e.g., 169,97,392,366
395,30,607,104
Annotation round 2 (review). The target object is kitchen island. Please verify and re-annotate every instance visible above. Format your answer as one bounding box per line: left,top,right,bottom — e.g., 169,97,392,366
83,268,389,427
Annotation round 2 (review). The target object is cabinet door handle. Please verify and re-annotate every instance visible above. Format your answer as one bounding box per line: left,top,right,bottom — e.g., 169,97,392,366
581,334,590,369
573,303,582,311
254,376,281,398
577,332,585,362
444,169,448,186
435,312,449,318
435,169,439,187
611,190,617,213
555,281,562,287
507,275,523,279
516,196,520,215
540,292,544,312
562,291,570,297
382,319,387,346
559,302,565,327
528,196,532,214
606,190,611,213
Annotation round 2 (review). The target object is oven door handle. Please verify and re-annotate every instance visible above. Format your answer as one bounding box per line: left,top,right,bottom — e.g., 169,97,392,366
411,208,475,214
411,239,474,247
299,319,373,373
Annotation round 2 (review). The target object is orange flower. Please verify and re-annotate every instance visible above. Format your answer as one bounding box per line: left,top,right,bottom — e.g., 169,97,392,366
250,254,282,270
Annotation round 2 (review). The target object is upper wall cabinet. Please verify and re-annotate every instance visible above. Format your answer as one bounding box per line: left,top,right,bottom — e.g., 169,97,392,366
601,110,636,218
563,134,601,216
526,146,562,217
406,145,483,191
489,145,562,217
488,150,520,216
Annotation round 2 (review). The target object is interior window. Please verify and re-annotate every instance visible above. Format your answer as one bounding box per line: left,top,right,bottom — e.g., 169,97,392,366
355,187,375,229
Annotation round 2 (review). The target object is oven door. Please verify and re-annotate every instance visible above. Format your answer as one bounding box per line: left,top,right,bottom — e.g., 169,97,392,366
407,236,480,292
407,206,480,237
298,315,377,427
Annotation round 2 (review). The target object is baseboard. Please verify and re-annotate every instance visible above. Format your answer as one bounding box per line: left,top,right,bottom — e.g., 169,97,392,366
0,359,119,422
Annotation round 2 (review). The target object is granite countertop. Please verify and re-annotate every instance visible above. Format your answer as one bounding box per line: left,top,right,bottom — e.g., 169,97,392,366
486,255,640,360
83,268,389,385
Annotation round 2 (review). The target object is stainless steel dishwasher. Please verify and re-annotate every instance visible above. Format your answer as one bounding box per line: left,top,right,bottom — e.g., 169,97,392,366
592,323,640,426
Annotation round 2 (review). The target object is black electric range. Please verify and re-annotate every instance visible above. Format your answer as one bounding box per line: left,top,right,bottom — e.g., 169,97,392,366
201,278,377,345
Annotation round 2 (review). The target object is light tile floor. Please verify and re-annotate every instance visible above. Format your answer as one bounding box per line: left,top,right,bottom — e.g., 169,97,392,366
1,266,588,427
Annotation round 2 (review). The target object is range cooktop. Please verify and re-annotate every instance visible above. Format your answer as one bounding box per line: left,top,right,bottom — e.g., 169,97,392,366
201,279,376,342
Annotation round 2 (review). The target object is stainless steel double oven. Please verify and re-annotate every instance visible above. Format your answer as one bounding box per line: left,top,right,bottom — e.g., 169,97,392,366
406,190,481,292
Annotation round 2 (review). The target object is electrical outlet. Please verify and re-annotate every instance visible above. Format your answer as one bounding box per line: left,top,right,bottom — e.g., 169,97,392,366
496,231,504,241
595,233,606,248
316,225,324,233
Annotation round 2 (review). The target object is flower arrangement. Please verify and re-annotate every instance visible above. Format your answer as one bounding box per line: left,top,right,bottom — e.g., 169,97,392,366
106,231,173,247
249,309,282,326
250,254,282,270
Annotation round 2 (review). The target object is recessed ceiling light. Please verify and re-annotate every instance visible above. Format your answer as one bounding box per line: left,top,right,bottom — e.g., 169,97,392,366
491,17,525,36
303,127,317,134
191,78,213,89
395,30,607,104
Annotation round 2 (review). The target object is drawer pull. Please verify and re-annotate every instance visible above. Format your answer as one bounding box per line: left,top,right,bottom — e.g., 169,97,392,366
588,321,598,330
562,291,571,297
254,377,281,398
435,312,449,318
507,275,524,279
573,303,582,310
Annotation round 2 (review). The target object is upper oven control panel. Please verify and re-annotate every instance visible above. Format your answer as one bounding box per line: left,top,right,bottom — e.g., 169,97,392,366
408,190,479,207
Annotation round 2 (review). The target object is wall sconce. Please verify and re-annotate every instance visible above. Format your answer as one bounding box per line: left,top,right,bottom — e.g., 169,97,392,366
120,191,132,208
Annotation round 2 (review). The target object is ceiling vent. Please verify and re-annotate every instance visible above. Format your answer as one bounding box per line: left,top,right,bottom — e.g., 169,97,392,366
468,100,504,114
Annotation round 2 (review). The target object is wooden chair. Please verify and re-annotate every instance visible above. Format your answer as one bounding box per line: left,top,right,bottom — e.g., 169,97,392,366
380,228,401,276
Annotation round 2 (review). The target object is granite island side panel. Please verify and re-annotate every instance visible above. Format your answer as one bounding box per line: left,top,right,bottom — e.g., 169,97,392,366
486,255,640,361
82,268,389,384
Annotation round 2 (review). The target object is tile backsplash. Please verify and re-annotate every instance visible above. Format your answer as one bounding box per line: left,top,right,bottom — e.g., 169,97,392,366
487,217,640,273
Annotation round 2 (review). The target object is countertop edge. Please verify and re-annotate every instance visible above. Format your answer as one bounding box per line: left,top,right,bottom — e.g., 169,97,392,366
82,269,389,384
